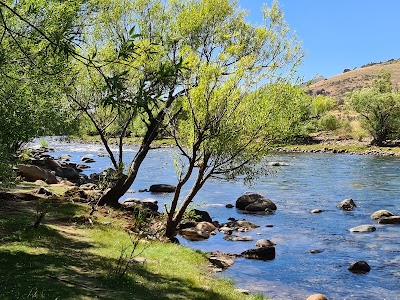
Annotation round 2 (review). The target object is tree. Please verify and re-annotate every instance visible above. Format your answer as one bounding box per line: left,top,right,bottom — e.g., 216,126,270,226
0,0,86,179
66,0,302,208
349,70,400,146
155,0,305,238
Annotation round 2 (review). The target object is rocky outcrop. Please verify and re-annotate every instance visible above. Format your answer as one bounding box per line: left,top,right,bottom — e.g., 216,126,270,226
236,193,277,213
16,164,58,184
337,198,357,211
348,225,376,233
149,184,176,193
241,247,275,261
348,260,371,273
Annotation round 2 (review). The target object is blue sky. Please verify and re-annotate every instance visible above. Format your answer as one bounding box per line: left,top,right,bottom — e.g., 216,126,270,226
238,0,400,80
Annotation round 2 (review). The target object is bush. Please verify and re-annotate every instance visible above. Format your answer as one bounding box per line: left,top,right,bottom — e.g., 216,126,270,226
312,95,338,116
318,114,341,131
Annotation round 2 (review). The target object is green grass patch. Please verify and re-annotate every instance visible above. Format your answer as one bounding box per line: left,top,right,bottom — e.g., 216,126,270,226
0,196,265,300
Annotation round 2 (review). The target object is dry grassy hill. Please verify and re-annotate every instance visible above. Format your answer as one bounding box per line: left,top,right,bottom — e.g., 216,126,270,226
306,59,400,103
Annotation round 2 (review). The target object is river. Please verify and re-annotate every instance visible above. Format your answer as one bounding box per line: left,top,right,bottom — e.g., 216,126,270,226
33,138,400,300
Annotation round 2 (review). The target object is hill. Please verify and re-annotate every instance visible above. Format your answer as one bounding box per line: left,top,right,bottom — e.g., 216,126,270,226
306,58,400,103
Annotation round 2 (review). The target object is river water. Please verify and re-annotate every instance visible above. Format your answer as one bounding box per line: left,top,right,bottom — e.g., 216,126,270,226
34,139,400,300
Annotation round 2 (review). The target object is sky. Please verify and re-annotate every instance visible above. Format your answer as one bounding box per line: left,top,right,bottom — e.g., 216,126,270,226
237,0,400,81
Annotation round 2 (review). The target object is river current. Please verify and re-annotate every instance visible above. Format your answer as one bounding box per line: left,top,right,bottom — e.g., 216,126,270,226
33,139,400,300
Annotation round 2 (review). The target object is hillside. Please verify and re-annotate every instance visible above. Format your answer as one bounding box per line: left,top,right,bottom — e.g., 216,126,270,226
306,59,400,102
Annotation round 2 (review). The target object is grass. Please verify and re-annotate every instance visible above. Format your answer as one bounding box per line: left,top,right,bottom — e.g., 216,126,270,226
0,189,265,300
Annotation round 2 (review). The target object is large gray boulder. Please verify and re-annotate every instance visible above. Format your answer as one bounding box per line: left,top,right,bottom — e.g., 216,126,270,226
16,164,58,184
236,193,277,212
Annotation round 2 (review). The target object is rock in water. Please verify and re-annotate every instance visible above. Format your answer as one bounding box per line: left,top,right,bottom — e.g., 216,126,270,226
236,193,277,212
241,247,275,261
348,225,376,233
370,210,395,220
337,198,357,211
306,294,328,300
149,184,176,193
348,260,371,273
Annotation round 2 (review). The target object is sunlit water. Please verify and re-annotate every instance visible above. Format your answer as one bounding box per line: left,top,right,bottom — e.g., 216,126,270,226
31,138,400,300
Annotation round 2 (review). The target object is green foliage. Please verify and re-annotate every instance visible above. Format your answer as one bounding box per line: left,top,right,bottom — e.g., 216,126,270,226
312,95,338,116
318,114,341,131
349,70,400,145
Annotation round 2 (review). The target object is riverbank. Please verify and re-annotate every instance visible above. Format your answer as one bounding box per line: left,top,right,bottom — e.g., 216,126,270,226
69,133,400,156
0,184,264,300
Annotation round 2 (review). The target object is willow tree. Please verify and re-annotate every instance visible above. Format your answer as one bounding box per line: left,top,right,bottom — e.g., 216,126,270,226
153,0,305,238
349,70,400,146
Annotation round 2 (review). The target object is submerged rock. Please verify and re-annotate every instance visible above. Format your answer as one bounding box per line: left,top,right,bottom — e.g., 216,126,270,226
349,225,376,233
256,239,276,248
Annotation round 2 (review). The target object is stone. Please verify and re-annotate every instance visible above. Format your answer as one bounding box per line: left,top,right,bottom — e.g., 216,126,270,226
370,210,395,220
16,164,58,184
256,239,275,248
306,294,328,300
142,198,159,212
218,226,233,235
193,209,213,223
80,183,97,190
235,289,250,295
59,154,72,161
179,227,210,241
311,209,324,214
208,256,234,269
196,221,216,234
55,167,80,180
348,260,371,273
310,249,323,254
236,193,277,211
241,247,275,261
149,184,176,193
35,186,54,196
236,220,260,229
267,161,288,166
378,216,400,224
349,225,376,233
224,235,253,242
225,204,234,208
337,198,357,211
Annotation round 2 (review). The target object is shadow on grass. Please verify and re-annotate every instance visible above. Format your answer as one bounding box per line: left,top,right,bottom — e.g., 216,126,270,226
0,200,237,300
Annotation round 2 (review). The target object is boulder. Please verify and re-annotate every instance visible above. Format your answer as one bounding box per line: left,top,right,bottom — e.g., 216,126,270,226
55,167,80,180
16,164,58,184
348,260,371,274
142,198,159,212
149,184,176,193
59,154,72,161
311,209,324,214
225,204,234,208
256,239,276,248
306,294,328,300
218,226,233,235
208,256,234,269
223,235,253,242
337,198,357,211
179,227,210,241
370,210,395,220
310,249,323,254
195,221,217,233
35,186,55,196
348,225,376,233
236,193,277,211
241,247,275,261
378,216,400,224
193,209,213,223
